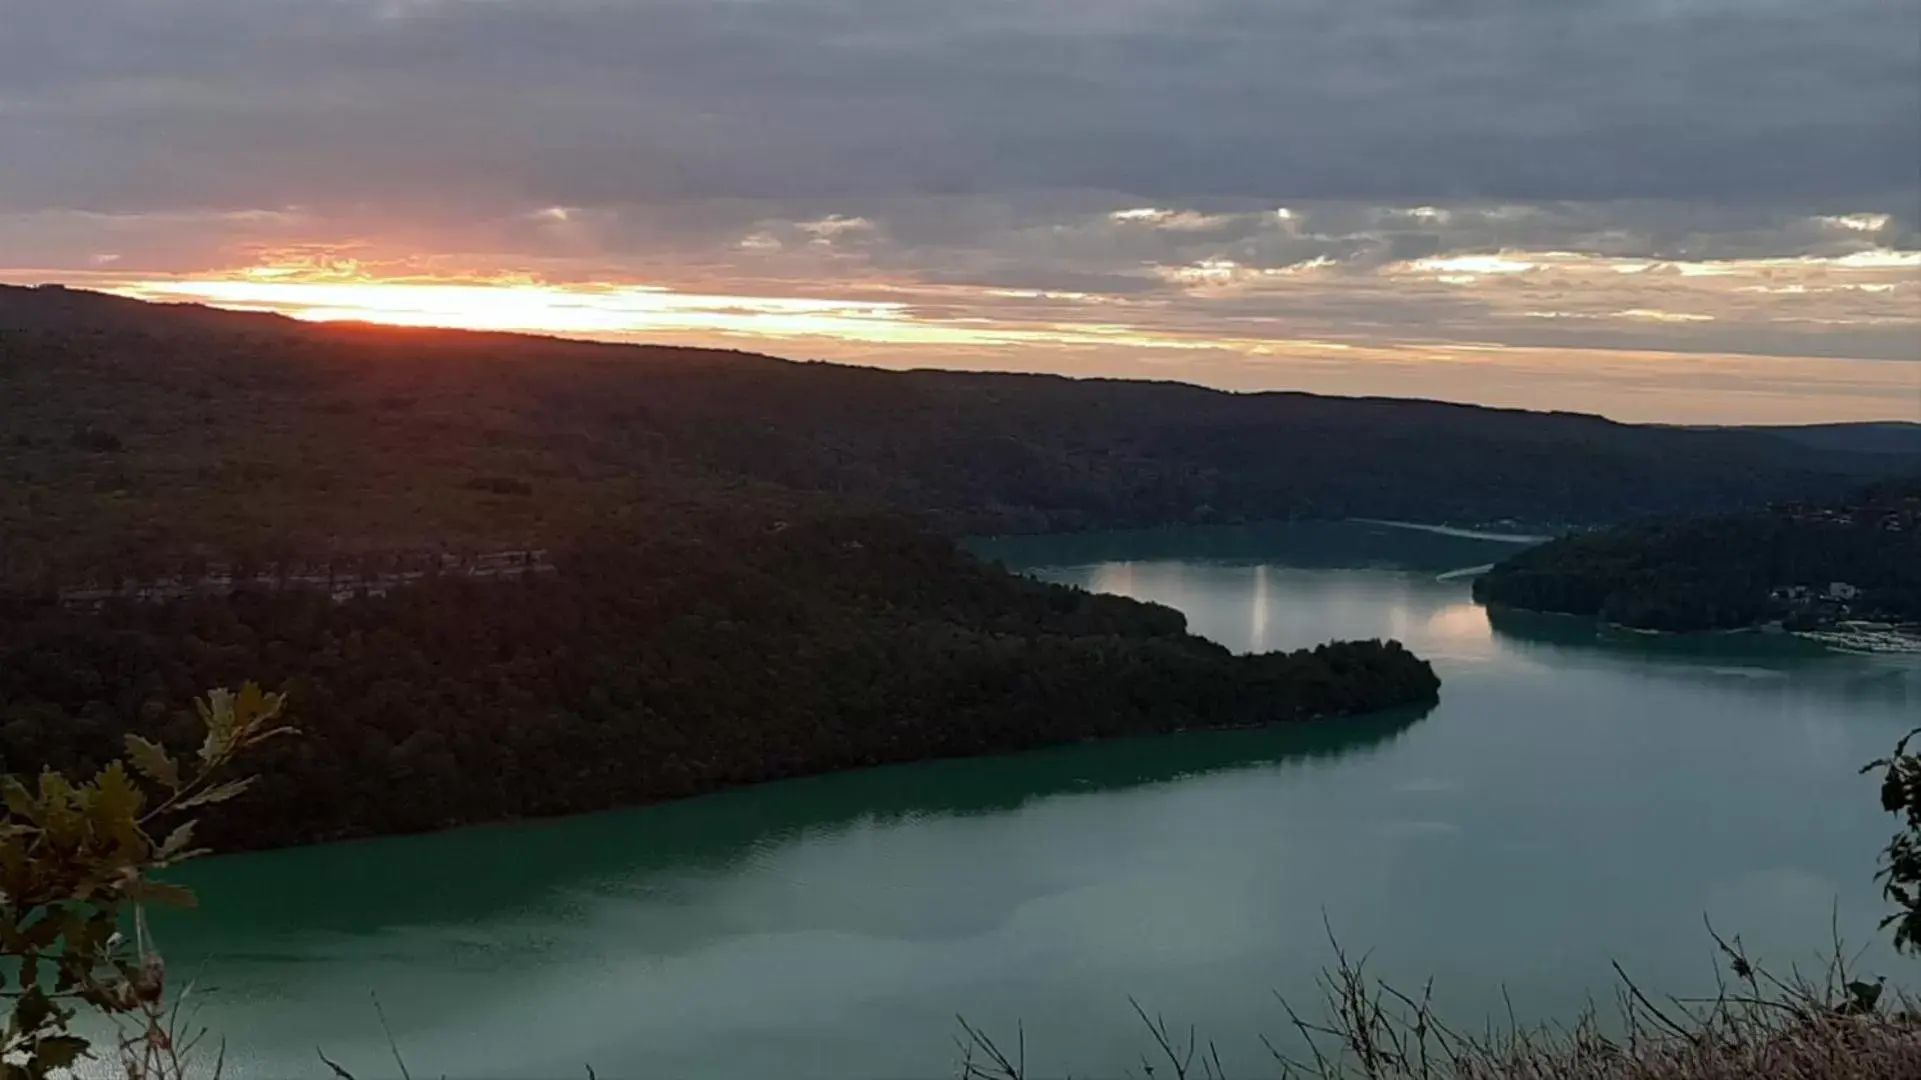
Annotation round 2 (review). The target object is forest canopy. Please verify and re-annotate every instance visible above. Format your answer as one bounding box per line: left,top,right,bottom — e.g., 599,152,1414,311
3,284,1915,586
1473,478,1921,632
0,515,1438,851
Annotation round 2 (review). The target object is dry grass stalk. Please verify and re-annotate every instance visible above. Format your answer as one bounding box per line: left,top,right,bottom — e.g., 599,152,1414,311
956,925,1921,1080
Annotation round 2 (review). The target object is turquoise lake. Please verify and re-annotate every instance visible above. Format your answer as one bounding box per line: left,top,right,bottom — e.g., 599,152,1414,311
146,522,1920,1078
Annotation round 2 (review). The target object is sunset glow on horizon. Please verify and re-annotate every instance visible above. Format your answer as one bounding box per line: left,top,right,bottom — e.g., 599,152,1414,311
104,271,1246,351
73,250,1919,427
5,0,1914,425
113,274,934,341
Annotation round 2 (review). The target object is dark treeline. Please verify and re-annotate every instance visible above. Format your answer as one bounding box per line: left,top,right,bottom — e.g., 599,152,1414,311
4,285,1916,585
0,514,1438,851
1474,478,1921,632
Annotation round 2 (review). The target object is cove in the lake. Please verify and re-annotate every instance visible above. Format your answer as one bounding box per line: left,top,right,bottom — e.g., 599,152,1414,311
146,521,1918,1079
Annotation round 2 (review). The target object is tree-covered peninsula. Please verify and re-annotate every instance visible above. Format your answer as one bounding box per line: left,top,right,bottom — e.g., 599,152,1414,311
1473,478,1921,634
0,513,1439,851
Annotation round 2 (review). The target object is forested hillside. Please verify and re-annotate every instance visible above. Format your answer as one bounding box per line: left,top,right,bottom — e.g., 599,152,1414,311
3,284,1913,584
3,284,1909,847
0,515,1436,850
1473,478,1921,632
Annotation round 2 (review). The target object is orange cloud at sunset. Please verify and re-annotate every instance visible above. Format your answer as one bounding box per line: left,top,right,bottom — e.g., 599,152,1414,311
105,272,1231,351
4,0,1914,429
81,254,1919,428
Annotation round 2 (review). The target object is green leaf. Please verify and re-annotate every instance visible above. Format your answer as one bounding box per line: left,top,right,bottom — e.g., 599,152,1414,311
129,879,197,909
122,735,180,792
32,1035,89,1071
155,821,200,863
0,834,26,887
87,762,144,839
33,773,79,844
18,914,62,950
84,910,117,948
197,688,237,768
1,776,36,821
174,777,255,811
236,682,267,726
11,985,52,1036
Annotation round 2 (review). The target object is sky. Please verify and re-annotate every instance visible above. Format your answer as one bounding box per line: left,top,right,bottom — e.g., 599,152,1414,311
3,0,1918,424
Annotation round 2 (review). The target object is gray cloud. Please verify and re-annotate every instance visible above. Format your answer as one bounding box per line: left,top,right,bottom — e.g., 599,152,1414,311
2,0,1916,218
3,0,1917,403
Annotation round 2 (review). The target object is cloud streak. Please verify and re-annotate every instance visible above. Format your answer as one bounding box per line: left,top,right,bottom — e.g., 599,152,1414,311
1,0,1916,422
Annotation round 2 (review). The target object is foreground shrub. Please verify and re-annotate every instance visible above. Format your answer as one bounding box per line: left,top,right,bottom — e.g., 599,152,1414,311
0,685,288,1080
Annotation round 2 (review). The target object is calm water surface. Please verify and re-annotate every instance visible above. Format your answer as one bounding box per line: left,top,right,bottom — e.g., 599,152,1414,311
151,523,1919,1079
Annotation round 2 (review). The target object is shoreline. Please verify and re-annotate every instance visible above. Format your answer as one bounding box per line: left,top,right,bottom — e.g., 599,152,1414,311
186,696,1443,861
1350,518,1554,544
1492,604,1921,656
1793,623,1921,656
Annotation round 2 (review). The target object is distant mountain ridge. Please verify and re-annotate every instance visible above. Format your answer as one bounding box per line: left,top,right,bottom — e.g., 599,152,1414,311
2,282,1916,582
1730,422,1921,456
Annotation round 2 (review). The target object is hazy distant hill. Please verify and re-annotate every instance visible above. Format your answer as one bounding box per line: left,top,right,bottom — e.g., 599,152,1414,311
2,283,1914,581
1736,422,1921,456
